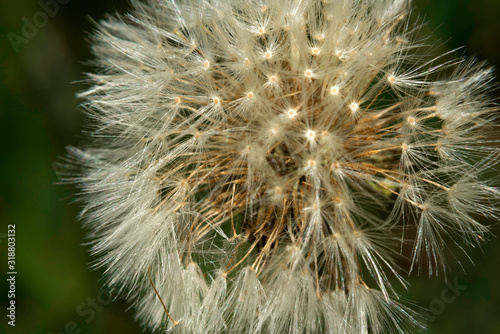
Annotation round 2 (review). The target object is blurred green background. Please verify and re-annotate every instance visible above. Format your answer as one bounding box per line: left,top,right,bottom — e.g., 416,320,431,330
0,0,499,333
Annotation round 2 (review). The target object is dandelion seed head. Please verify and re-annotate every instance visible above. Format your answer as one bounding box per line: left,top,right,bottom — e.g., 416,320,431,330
68,0,499,333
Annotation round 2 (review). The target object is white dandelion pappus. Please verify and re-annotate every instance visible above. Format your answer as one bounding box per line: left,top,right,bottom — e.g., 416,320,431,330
67,0,499,333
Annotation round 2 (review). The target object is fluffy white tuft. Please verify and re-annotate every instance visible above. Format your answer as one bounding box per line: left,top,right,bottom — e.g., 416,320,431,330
66,0,499,333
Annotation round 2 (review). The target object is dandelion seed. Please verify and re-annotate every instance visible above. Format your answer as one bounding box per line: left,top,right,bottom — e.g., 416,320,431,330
335,50,344,60
315,33,325,41
330,85,340,96
268,75,278,83
66,0,499,333
287,108,297,119
349,102,360,113
306,129,316,140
